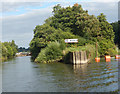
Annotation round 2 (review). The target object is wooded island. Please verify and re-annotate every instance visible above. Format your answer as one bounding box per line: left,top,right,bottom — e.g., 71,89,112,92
29,4,119,63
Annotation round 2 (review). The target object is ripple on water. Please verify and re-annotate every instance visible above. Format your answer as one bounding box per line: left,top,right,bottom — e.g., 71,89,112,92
2,57,118,92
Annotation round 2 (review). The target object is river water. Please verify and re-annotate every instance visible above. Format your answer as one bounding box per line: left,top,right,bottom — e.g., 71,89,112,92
2,56,119,92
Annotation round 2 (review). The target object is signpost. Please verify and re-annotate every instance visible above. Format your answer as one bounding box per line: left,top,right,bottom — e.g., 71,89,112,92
64,39,78,43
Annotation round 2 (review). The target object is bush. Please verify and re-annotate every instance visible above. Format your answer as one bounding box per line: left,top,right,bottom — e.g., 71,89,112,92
107,47,117,56
35,41,64,63
84,44,96,60
0,41,18,62
98,38,117,56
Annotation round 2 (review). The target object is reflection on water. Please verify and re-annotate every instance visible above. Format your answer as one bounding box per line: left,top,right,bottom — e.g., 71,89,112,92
2,56,118,92
73,64,88,74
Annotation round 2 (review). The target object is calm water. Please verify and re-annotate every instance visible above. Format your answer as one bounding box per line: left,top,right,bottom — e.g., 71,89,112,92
2,56,119,92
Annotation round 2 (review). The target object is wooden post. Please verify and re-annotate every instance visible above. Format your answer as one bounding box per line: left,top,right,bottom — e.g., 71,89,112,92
73,52,75,64
69,51,88,64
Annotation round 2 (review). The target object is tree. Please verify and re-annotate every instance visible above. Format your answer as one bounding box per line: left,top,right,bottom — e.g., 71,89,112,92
97,13,115,41
1,41,18,61
50,4,84,32
75,13,100,41
52,4,61,14
30,23,88,60
30,4,117,62
50,4,100,41
97,13,117,56
10,40,18,56
111,21,120,48
98,38,117,56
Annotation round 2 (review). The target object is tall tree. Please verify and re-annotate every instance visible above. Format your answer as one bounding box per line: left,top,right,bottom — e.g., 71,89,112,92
97,13,114,41
97,13,117,56
75,12,100,41
111,21,120,48
50,3,100,41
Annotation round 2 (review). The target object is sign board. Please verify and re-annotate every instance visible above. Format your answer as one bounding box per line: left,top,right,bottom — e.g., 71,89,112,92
65,39,78,43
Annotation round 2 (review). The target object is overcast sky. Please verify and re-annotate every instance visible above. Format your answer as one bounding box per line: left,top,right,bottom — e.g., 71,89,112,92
1,0,119,48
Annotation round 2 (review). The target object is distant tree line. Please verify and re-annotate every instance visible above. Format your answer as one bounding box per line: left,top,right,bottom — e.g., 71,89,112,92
18,47,30,52
0,40,18,61
30,4,117,63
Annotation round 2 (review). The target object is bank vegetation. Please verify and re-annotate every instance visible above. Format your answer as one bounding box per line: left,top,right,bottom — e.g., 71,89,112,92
0,40,18,62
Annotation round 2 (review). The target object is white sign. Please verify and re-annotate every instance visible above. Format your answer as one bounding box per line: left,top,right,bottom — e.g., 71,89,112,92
65,39,78,43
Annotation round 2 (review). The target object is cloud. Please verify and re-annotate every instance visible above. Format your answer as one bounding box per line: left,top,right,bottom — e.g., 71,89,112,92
1,2,43,12
1,0,119,2
2,5,53,47
1,1,118,48
90,0,119,2
80,2,118,22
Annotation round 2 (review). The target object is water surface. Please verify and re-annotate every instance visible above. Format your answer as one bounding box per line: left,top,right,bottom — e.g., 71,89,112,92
2,56,118,92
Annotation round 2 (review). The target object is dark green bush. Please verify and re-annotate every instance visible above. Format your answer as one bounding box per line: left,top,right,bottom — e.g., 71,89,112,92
98,38,117,56
0,40,18,62
35,41,63,63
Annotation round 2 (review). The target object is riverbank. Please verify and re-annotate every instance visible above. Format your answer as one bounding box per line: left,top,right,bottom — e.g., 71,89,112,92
0,56,16,63
16,52,31,57
34,42,95,63
0,40,18,63
34,42,119,64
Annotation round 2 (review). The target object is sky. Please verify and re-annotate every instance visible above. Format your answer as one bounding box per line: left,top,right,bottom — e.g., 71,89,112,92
0,0,119,48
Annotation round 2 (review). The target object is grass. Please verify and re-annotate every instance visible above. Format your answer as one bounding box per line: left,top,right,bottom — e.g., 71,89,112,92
65,46,86,52
64,44,96,60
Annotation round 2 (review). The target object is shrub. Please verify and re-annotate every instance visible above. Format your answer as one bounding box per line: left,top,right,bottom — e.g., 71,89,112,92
84,44,96,60
98,38,117,56
107,47,117,56
35,41,63,63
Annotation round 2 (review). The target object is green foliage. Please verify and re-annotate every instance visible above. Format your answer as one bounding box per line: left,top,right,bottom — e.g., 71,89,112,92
35,41,63,63
0,40,18,62
0,42,2,60
30,24,88,60
30,4,117,62
98,38,117,56
75,13,100,41
111,21,119,48
59,39,66,50
96,13,116,56
63,44,96,63
65,44,96,59
84,44,96,59
97,13,115,41
50,4,100,41
97,13,106,22
118,49,120,55
10,40,18,56
51,4,85,32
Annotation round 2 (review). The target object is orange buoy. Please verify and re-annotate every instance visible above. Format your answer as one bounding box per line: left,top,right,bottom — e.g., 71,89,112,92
95,57,100,62
115,55,120,59
105,55,111,62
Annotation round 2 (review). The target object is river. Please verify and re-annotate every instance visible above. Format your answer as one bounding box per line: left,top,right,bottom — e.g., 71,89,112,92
2,56,119,92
